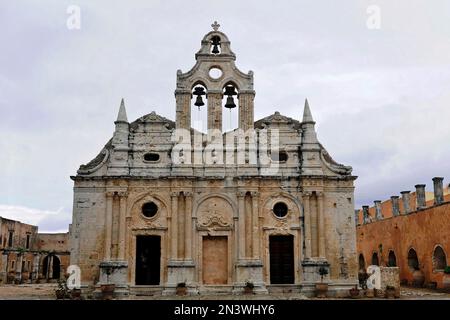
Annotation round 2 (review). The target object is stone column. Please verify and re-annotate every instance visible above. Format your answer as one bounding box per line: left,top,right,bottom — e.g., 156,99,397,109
184,192,193,260
415,184,426,209
391,196,400,216
32,254,40,282
118,192,128,261
374,200,383,220
48,255,53,279
400,191,411,214
432,177,444,205
237,192,246,259
170,192,179,260
1,253,8,283
104,192,114,260
317,192,326,259
303,192,312,259
15,253,23,282
362,205,370,223
207,91,223,131
251,192,260,259
175,90,191,130
238,91,255,132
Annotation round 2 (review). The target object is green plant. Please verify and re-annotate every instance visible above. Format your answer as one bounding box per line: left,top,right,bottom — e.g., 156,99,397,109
444,266,450,274
245,281,254,289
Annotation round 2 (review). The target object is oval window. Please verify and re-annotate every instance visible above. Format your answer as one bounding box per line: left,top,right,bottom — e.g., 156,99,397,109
142,202,158,218
273,202,288,218
144,153,160,162
209,67,223,79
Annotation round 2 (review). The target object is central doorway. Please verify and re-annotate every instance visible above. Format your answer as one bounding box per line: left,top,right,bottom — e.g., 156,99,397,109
269,235,294,284
202,236,228,284
135,235,161,285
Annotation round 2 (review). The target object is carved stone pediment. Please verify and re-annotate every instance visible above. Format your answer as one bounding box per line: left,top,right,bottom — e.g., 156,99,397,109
196,197,233,230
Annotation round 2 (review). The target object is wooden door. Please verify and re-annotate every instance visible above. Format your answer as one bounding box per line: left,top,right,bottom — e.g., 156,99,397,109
202,236,228,284
269,235,294,284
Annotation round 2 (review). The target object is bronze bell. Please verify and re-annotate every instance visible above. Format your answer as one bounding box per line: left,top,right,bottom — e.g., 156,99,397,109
224,85,237,96
194,95,204,107
224,96,236,109
211,36,221,54
193,86,206,107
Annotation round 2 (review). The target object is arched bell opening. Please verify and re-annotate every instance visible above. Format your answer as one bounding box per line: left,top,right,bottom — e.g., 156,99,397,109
222,82,238,132
191,83,208,133
210,35,221,54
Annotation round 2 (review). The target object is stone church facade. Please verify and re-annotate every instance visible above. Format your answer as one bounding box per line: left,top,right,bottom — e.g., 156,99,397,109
70,23,358,297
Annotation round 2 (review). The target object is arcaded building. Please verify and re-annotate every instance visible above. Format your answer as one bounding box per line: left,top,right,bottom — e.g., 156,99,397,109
356,177,450,290
0,216,70,284
70,23,358,296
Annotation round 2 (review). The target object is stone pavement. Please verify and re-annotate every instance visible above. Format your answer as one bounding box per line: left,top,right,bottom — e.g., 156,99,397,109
0,285,448,300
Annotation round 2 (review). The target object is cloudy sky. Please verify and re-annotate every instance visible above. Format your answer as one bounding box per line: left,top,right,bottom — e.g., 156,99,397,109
1,0,449,232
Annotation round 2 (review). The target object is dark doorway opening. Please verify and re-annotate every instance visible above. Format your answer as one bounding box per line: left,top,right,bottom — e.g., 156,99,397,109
52,256,60,279
269,235,294,284
135,235,161,285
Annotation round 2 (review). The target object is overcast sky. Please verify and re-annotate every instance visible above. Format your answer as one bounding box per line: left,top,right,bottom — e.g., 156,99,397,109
1,0,449,232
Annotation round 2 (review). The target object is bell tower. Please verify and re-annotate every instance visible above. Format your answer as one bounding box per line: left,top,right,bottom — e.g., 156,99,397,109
175,22,255,132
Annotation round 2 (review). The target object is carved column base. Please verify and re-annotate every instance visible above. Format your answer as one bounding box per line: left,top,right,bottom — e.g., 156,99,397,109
99,261,128,286
301,259,330,284
233,260,267,294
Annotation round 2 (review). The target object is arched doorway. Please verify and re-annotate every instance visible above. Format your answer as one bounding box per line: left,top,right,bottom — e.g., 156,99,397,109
42,255,61,279
408,248,419,270
432,246,447,271
358,254,366,272
388,250,397,267
371,252,379,266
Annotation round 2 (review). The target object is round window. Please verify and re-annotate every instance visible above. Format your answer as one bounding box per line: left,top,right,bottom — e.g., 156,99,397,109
209,67,223,79
142,202,158,218
273,202,288,218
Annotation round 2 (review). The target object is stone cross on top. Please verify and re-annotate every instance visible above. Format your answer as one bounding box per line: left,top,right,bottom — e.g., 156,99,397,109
211,21,220,31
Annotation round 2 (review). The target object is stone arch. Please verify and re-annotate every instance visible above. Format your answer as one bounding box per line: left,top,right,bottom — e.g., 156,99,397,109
127,192,169,219
262,192,303,218
407,247,419,270
41,254,61,279
432,245,447,271
388,250,397,267
371,252,379,266
193,193,237,218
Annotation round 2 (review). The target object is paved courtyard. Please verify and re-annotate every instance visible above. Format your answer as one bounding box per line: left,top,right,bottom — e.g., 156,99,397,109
0,284,449,300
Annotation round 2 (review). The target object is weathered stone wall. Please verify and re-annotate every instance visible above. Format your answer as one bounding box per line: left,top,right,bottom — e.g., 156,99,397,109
357,201,450,288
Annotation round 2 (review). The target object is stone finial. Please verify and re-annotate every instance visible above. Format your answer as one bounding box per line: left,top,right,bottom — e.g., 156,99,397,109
116,98,128,123
302,98,315,124
400,191,411,214
374,200,383,220
390,196,400,216
362,205,370,224
432,177,444,205
211,21,220,31
415,184,426,209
